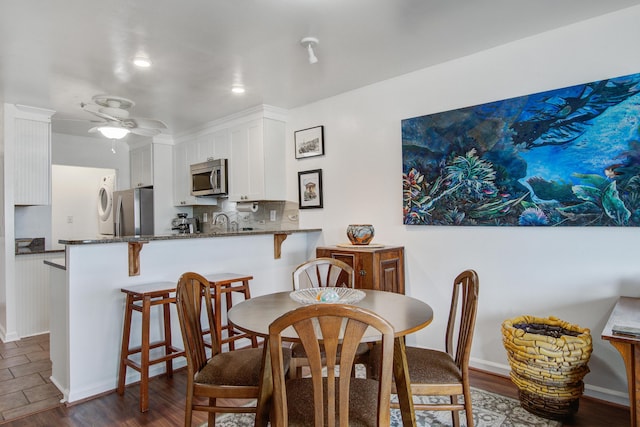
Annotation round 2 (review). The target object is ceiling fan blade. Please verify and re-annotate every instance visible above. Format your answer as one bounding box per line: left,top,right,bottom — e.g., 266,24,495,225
92,95,135,109
53,117,106,124
130,127,161,137
130,117,168,130
82,105,121,122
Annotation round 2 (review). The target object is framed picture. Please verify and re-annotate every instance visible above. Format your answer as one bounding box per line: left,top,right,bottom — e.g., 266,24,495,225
298,169,323,209
294,125,324,159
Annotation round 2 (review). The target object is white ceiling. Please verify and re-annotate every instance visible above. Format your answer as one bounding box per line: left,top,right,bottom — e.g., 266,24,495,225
2,0,639,141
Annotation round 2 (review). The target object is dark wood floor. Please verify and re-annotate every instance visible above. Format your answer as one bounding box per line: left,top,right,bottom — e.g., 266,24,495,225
0,365,630,426
0,334,63,422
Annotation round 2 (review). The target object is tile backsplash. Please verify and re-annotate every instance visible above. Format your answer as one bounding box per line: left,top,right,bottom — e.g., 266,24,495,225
193,200,299,233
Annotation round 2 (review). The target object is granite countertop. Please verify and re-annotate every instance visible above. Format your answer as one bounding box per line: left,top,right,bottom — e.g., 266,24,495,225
59,228,322,245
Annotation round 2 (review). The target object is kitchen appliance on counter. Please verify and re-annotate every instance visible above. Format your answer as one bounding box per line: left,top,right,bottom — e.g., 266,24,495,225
171,213,199,234
190,158,228,196
113,188,154,236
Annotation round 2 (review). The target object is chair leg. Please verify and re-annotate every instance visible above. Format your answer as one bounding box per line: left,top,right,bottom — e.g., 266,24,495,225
463,387,474,427
451,395,460,427
162,293,174,378
139,295,151,413
208,398,217,426
117,294,134,395
224,290,236,350
240,279,258,348
184,391,194,427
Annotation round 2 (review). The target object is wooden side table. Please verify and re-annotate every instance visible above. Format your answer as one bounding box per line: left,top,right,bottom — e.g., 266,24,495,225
602,296,640,426
315,245,405,294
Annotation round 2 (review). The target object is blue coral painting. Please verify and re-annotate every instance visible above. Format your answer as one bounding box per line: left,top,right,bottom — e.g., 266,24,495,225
402,72,640,226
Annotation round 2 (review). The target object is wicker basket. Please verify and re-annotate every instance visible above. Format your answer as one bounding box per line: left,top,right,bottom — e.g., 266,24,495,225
501,315,592,420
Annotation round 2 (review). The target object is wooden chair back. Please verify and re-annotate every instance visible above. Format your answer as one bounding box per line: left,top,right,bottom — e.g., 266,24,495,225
446,269,480,371
269,304,394,427
176,272,221,374
292,257,355,290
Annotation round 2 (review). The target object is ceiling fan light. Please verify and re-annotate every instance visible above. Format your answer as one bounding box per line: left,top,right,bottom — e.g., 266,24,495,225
98,126,130,139
133,56,152,68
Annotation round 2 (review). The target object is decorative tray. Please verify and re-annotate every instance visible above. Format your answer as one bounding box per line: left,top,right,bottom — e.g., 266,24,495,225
290,287,365,305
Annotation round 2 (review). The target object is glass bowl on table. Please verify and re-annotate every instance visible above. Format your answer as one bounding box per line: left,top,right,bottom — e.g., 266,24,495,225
289,287,365,305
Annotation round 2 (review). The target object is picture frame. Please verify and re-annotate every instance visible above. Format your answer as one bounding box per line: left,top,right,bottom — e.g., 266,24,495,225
298,169,323,209
294,125,324,159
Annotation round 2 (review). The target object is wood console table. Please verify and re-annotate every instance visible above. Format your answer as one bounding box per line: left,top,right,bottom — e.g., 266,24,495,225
316,245,404,294
602,296,640,426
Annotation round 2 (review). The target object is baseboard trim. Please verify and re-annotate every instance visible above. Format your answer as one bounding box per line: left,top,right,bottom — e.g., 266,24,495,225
66,358,188,404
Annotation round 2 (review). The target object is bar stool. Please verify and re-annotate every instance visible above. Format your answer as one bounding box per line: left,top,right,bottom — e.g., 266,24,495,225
204,272,259,350
117,281,185,412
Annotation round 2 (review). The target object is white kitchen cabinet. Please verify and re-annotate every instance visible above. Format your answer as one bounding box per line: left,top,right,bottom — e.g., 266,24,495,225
196,128,231,163
13,112,53,205
173,141,198,206
130,144,153,188
229,118,286,202
173,140,218,206
15,253,59,337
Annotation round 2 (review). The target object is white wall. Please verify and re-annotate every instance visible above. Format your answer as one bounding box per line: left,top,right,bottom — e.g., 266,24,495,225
52,133,130,190
51,165,116,249
286,5,640,405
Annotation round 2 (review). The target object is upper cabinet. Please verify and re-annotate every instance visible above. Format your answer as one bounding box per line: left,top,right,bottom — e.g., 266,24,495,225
173,141,198,206
172,106,286,205
172,129,229,206
6,104,55,205
229,117,286,202
130,144,153,188
196,128,231,162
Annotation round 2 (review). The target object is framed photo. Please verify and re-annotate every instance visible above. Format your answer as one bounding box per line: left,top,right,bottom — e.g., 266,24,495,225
294,125,324,159
298,169,323,209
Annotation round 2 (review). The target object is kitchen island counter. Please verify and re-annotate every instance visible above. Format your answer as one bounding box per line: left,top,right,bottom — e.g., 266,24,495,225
50,229,322,404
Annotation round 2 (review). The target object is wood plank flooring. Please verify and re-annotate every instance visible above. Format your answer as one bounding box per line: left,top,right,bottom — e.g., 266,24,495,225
0,334,63,422
0,333,631,426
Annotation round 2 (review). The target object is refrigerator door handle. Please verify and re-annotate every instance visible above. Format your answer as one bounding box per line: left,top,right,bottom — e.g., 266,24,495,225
114,195,123,236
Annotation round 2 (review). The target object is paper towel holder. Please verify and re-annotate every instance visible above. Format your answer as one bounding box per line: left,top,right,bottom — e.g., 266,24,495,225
237,202,259,213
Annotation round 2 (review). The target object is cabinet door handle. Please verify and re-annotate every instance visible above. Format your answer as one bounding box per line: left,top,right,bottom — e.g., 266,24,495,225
359,270,367,276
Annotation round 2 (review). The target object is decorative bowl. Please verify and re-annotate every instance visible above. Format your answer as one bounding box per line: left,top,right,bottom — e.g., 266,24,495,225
346,224,375,245
290,287,366,305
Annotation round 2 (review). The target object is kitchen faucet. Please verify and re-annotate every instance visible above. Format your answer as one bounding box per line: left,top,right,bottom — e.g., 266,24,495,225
213,213,229,232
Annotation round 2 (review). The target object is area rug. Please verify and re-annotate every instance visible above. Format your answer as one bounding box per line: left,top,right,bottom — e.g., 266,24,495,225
201,387,562,426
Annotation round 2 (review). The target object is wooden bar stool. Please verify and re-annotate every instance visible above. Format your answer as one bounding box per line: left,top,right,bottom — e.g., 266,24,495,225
204,273,259,350
117,282,185,412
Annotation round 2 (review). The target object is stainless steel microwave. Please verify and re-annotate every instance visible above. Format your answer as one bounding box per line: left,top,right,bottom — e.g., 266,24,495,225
190,159,228,196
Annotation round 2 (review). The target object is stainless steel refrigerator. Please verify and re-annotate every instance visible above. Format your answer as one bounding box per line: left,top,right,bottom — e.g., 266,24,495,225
113,188,154,236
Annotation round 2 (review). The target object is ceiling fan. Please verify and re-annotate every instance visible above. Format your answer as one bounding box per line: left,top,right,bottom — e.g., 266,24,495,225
81,95,168,139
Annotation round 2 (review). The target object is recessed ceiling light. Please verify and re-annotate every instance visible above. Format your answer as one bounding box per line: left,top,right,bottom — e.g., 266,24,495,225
232,86,245,94
133,56,152,68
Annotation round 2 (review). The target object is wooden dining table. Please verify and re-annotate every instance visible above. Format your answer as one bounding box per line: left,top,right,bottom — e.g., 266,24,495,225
227,289,434,427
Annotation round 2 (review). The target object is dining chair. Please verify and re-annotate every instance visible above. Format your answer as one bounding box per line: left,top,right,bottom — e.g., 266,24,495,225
290,258,371,378
371,269,479,427
175,272,291,426
292,257,355,290
269,303,395,427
